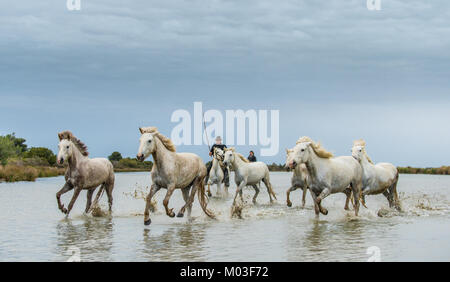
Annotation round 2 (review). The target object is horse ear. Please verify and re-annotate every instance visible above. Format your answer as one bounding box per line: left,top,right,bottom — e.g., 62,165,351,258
139,127,144,134
58,132,63,141
286,148,289,154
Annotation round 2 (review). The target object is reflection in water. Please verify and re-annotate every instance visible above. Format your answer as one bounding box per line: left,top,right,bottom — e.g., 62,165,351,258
286,217,393,262
141,224,207,261
55,217,114,262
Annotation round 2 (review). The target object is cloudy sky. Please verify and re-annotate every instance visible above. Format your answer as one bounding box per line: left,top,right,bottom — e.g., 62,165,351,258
1,0,449,166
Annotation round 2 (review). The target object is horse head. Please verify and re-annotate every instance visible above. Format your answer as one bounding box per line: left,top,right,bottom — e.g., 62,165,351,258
137,128,157,161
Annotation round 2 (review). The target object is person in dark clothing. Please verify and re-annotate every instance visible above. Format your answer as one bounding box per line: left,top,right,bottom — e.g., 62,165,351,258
205,136,230,187
248,151,257,162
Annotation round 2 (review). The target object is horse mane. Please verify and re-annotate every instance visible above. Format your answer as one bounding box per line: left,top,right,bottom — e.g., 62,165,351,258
296,136,333,159
139,127,176,152
225,147,250,163
353,139,374,164
58,131,89,156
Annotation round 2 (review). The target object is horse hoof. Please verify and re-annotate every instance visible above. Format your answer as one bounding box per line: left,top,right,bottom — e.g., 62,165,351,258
144,219,151,226
168,209,175,218
177,213,184,218
287,201,292,207
207,192,212,197
321,209,328,215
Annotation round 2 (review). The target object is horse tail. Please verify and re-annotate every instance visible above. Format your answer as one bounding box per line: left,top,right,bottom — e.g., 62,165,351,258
198,177,215,219
269,183,277,200
89,184,106,213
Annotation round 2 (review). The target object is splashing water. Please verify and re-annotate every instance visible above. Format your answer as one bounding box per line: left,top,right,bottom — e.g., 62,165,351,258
0,172,449,261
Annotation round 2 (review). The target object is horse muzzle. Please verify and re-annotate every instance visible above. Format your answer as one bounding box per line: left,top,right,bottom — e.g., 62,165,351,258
289,161,297,169
136,154,145,162
58,158,64,165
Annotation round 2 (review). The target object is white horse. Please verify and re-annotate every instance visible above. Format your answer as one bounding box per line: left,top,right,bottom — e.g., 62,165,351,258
285,148,354,210
207,147,229,197
285,149,309,208
223,148,277,205
287,137,362,217
137,127,214,225
352,139,401,211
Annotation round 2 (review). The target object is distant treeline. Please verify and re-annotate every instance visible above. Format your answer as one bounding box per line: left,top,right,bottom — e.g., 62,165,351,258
398,166,450,175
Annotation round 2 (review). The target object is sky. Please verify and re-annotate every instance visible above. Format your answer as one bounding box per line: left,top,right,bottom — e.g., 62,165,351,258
1,0,449,167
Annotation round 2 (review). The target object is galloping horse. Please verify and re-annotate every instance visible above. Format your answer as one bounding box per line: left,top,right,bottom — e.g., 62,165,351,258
286,148,354,210
207,147,229,197
287,137,362,217
136,127,214,225
352,140,401,211
285,148,310,208
223,148,277,205
55,131,115,217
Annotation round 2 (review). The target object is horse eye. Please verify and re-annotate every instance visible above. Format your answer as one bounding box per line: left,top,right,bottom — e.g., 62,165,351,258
301,149,305,152
66,146,69,149
148,140,152,143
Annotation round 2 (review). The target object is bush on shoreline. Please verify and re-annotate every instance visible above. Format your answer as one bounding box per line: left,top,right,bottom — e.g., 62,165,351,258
398,166,450,175
111,157,153,170
0,165,65,182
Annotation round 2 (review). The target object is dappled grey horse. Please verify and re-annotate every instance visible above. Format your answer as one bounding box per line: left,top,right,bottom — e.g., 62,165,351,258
56,131,115,217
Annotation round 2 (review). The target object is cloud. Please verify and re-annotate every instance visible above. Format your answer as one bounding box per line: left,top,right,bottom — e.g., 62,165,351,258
0,0,449,166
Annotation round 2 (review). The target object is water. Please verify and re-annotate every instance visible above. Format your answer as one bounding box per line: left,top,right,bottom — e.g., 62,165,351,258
0,172,449,262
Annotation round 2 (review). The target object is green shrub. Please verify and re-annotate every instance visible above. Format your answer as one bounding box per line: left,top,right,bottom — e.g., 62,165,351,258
23,147,57,166
108,151,123,162
0,136,16,165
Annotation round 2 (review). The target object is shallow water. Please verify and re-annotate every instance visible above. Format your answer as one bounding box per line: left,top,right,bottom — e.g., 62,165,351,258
0,172,449,262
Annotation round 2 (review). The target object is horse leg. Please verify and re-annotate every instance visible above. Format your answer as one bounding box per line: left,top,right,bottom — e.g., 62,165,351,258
177,186,191,218
302,187,308,208
163,184,177,218
106,184,114,213
233,182,245,206
217,181,222,197
286,186,297,207
144,184,161,225
56,182,73,214
388,173,401,211
343,188,352,211
310,191,320,217
224,184,229,196
85,188,95,214
351,183,361,216
65,187,82,216
360,191,368,209
316,188,330,215
383,189,394,208
207,183,212,198
185,182,200,218
106,173,115,213
206,162,213,197
252,184,260,204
